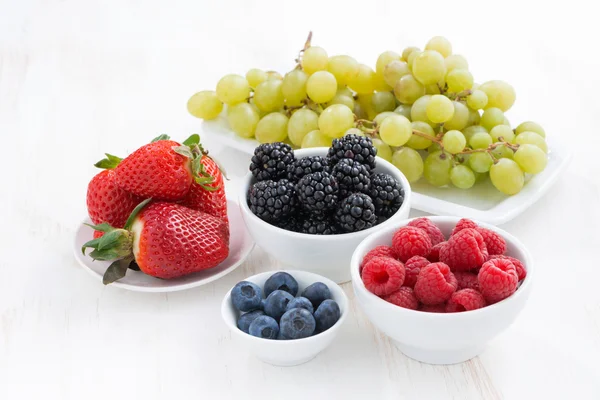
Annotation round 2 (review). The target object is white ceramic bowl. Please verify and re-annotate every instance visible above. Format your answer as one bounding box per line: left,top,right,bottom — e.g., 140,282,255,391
239,147,412,283
221,270,348,366
351,216,534,365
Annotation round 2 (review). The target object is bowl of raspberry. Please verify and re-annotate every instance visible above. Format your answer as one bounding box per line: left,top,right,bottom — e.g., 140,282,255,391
239,136,412,283
350,216,533,365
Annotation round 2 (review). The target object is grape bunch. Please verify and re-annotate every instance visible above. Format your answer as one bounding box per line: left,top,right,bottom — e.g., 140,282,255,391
187,33,549,195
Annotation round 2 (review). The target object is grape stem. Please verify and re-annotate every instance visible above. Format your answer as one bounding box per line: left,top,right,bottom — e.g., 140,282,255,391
294,31,313,67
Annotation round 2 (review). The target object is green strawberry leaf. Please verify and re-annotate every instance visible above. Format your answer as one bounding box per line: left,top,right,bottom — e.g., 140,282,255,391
124,198,152,230
151,134,170,143
97,230,126,250
94,153,122,169
89,248,122,261
172,145,194,159
81,237,102,255
84,222,114,233
182,134,200,146
103,256,134,285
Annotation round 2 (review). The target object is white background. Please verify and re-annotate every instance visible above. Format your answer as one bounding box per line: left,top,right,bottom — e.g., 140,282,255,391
1,0,599,399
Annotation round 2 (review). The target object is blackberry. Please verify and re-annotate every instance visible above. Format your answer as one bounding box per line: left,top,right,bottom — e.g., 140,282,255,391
249,142,295,181
295,171,339,212
331,158,371,198
300,213,338,235
335,193,377,233
248,179,298,222
286,156,331,182
369,173,404,218
274,213,302,232
327,134,377,170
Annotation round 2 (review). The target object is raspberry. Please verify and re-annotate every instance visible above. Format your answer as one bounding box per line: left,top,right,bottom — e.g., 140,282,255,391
440,228,488,271
408,218,445,245
451,218,478,236
384,287,418,310
392,226,432,262
476,228,507,255
414,262,457,305
478,258,518,303
362,256,406,296
454,271,480,291
446,289,486,312
360,246,398,273
419,304,446,313
403,256,430,288
489,255,526,281
428,241,446,262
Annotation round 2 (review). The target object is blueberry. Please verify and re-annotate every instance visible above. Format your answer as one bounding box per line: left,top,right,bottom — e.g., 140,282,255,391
301,282,332,308
231,281,263,312
280,308,316,339
264,272,299,297
263,290,294,320
248,315,279,339
314,299,341,332
237,310,265,334
286,297,314,314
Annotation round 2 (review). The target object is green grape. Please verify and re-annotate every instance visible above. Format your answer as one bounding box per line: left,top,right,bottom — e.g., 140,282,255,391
255,112,289,143
407,121,434,149
349,64,376,94
345,128,365,137
515,121,545,138
254,80,284,112
318,104,354,138
376,51,401,79
446,69,473,92
187,91,223,119
479,80,516,111
407,50,422,70
373,74,392,92
394,104,412,120
216,74,251,105
373,111,397,126
373,138,392,162
442,130,467,154
468,152,493,173
480,107,505,131
287,108,319,146
410,95,434,126
425,36,452,58
326,94,354,110
306,71,337,103
469,132,493,149
301,129,332,148
491,144,514,160
371,91,396,113
282,70,308,106
489,125,515,143
266,71,283,81
402,46,420,61
379,115,412,146
302,46,328,74
428,142,442,154
227,103,260,138
463,125,487,142
515,131,548,153
467,108,481,126
426,94,454,123
327,55,359,86
425,83,442,94
353,102,367,120
393,147,424,182
356,93,377,120
490,158,524,195
444,101,469,130
424,151,452,186
413,50,446,85
246,69,268,89
445,54,468,72
514,144,547,174
503,116,510,126
384,61,411,87
394,74,425,104
450,165,476,189
466,89,488,110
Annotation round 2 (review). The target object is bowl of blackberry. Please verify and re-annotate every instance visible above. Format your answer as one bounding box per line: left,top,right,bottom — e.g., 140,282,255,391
239,134,412,283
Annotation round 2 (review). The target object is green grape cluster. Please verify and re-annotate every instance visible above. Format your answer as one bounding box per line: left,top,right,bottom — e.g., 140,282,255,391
187,33,549,196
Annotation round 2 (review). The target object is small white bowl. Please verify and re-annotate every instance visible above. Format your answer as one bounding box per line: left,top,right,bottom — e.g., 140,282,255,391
239,147,412,283
221,270,348,366
351,216,534,365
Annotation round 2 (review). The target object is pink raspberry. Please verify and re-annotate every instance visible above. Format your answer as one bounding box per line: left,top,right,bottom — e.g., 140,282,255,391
408,217,445,245
489,255,526,281
414,262,457,305
451,218,478,236
476,228,507,255
403,256,430,288
428,241,446,262
392,226,432,262
362,256,405,296
446,289,486,312
454,271,480,291
360,245,398,274
478,258,518,303
384,287,418,310
440,228,488,271
419,304,446,313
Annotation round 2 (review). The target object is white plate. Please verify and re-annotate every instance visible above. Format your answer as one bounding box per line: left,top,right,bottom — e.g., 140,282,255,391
73,199,254,292
199,119,571,225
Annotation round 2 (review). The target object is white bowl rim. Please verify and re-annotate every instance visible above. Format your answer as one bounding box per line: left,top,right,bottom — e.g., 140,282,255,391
351,216,534,319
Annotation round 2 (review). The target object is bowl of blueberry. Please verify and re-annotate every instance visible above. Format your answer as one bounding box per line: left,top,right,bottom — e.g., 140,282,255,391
221,270,348,366
239,134,411,283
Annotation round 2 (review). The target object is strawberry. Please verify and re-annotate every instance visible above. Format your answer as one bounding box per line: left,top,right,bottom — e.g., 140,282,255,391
82,199,230,283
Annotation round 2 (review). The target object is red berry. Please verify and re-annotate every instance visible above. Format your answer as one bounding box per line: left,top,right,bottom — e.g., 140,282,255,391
362,256,406,296
384,287,418,310
404,256,430,288
476,228,507,255
440,228,488,271
392,226,432,262
489,255,526,281
451,218,478,236
93,230,104,239
414,262,457,305
428,241,446,262
419,304,446,313
446,289,486,312
478,258,518,303
360,246,398,273
408,218,445,245
454,271,480,291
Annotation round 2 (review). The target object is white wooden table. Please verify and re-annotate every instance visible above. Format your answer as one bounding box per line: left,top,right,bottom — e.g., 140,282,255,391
1,1,600,399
